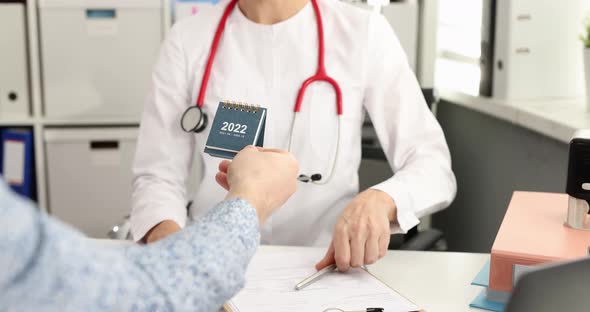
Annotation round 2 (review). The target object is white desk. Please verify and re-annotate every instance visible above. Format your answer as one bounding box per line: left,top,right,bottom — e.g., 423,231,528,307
93,241,488,312
256,246,489,312
367,249,488,312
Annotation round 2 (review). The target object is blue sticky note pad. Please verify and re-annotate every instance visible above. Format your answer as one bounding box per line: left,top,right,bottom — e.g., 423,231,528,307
204,102,267,159
472,259,491,287
470,290,506,312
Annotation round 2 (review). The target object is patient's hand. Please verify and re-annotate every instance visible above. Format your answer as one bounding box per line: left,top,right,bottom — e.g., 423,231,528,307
143,220,181,244
216,146,299,224
145,146,298,243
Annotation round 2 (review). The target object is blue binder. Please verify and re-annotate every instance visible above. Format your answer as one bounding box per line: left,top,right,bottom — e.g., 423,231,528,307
1,128,35,199
0,132,2,177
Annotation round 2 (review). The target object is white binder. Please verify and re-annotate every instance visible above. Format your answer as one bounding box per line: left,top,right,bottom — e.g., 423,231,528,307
0,3,30,118
493,0,590,100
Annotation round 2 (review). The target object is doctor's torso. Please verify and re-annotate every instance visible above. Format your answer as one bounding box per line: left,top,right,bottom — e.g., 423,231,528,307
176,0,376,246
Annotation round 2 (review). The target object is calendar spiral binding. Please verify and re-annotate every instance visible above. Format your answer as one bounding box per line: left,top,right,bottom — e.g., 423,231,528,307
223,100,260,113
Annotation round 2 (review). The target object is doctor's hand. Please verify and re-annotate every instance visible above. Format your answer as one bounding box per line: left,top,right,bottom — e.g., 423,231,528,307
316,189,396,272
216,146,299,224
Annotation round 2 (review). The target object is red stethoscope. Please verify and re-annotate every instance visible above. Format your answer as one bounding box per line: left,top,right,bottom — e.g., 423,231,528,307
180,0,342,184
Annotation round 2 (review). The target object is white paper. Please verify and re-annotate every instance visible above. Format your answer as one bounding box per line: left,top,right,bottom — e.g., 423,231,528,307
3,140,25,185
227,247,419,312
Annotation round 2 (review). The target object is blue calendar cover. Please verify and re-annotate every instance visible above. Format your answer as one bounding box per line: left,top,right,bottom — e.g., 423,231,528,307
205,102,267,159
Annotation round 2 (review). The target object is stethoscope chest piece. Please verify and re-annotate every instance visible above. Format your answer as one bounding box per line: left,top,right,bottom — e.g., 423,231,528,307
298,174,323,183
181,106,208,133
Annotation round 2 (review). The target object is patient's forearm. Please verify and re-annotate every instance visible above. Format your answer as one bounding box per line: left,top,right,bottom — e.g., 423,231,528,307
0,185,158,311
0,182,260,312
127,198,261,311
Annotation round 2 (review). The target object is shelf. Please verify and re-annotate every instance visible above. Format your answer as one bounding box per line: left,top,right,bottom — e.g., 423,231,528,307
439,90,590,144
1,118,141,127
0,118,35,126
42,118,140,127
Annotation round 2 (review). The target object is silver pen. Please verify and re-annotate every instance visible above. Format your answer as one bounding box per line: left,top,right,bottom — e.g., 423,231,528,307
294,264,337,291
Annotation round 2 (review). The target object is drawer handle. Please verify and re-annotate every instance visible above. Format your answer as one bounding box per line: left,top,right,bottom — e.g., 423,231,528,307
86,9,117,19
90,141,119,150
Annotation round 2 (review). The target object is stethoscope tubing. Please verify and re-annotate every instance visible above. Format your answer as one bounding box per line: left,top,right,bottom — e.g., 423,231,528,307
288,115,341,185
184,0,342,184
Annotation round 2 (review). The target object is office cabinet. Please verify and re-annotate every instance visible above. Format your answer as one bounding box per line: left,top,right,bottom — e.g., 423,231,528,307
45,127,138,238
38,0,163,119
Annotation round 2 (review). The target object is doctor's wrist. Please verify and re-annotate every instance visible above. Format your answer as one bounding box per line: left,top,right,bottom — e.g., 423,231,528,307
366,189,397,222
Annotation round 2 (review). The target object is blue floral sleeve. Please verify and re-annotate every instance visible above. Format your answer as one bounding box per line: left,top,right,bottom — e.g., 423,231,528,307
0,181,260,312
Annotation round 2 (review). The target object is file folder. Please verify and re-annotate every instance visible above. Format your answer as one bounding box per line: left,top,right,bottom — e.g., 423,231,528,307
1,128,35,199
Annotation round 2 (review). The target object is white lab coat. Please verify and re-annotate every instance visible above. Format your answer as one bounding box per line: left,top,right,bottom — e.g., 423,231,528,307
130,0,456,245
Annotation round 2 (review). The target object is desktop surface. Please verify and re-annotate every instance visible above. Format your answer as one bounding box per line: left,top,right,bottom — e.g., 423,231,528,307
92,241,489,312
